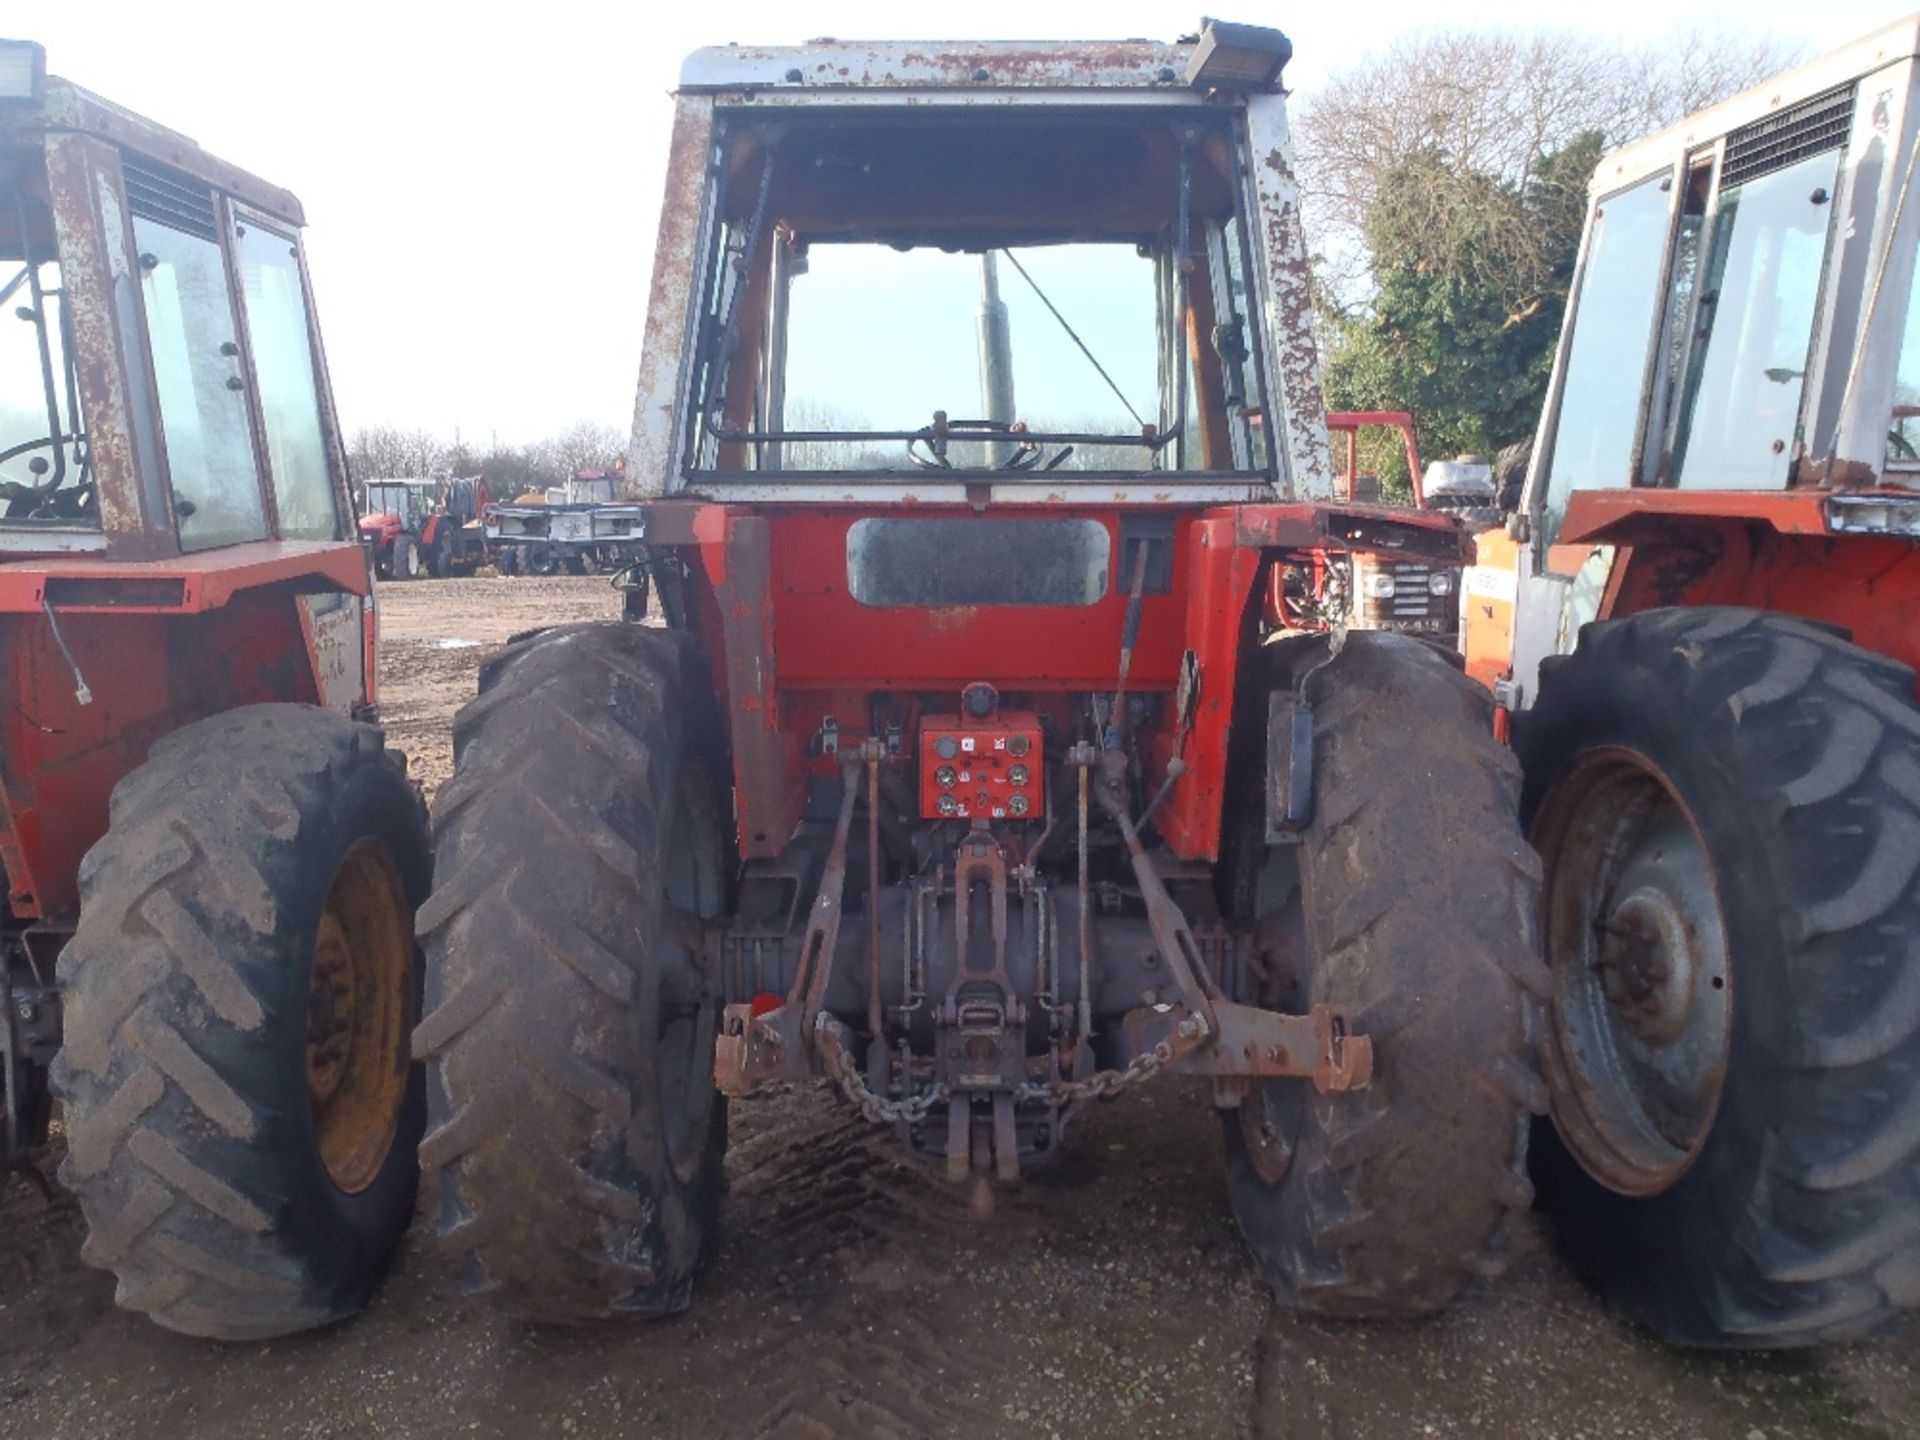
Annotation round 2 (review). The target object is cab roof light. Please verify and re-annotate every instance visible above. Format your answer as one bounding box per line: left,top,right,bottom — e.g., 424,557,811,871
1184,20,1291,92
0,41,46,105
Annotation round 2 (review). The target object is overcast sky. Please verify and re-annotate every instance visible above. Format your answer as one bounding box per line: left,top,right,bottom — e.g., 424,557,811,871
28,1,1913,446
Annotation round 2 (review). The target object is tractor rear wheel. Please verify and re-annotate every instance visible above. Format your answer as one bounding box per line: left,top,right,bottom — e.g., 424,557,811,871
50,705,430,1339
1520,607,1920,1347
394,537,421,582
416,622,731,1322
1221,632,1545,1317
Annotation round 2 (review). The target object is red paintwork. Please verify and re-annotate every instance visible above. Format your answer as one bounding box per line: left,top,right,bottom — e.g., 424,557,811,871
1561,488,1920,687
1560,486,1836,540
918,712,1044,821
0,541,373,920
0,541,370,614
664,501,1467,864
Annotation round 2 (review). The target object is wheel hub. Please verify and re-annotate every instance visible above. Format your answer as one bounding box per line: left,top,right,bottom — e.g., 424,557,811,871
1239,1082,1297,1186
306,840,412,1196
1534,748,1732,1196
306,912,356,1107
1594,886,1700,1046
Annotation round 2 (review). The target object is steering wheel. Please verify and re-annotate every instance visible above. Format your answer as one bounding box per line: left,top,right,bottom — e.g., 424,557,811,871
1,435,91,518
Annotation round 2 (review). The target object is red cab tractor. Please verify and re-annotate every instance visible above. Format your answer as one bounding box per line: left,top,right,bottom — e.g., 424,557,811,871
1466,18,1920,1347
418,22,1545,1327
358,475,489,579
0,46,429,1337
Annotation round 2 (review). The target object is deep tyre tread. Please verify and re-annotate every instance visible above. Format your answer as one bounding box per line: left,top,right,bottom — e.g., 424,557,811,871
1223,632,1544,1317
416,622,730,1323
49,705,430,1340
1521,606,1920,1348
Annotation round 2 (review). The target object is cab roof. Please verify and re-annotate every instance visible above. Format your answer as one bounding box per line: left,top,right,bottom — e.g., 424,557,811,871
1,72,305,227
1592,13,1920,194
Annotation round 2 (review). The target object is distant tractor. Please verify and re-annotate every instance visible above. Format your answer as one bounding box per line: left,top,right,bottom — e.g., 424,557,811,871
358,479,430,579
358,475,490,580
0,45,428,1337
1465,17,1920,1347
1324,411,1492,645
418,22,1544,1327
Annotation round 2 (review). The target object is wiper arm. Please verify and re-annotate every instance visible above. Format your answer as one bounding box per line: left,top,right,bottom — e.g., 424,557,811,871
999,249,1147,431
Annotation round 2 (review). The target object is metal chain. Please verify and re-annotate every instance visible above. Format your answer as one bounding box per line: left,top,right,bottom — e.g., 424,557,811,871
1016,1038,1176,1108
819,1018,1179,1122
819,1022,951,1125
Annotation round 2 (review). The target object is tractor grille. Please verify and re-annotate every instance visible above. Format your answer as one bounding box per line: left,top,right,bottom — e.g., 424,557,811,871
122,155,219,242
1352,558,1455,637
1384,562,1434,621
1723,84,1854,189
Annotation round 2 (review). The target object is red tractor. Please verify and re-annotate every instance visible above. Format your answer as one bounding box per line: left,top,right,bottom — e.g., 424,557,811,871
1324,409,1462,643
417,22,1543,1325
1,46,428,1336
358,475,490,579
1465,18,1920,1347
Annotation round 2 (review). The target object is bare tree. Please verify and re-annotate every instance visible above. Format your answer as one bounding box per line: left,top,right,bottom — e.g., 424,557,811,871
347,424,448,480
535,420,627,482
1297,28,1801,307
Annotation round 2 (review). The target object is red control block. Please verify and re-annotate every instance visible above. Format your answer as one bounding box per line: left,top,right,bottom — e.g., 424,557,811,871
918,712,1044,821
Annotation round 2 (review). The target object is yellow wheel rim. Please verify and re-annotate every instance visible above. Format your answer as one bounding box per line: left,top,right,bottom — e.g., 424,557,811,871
306,839,412,1195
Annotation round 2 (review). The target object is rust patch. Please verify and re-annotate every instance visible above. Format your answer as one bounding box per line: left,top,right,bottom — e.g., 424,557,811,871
631,98,718,499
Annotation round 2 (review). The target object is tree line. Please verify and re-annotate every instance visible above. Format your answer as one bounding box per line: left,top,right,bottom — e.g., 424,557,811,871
346,420,627,497
1302,28,1797,490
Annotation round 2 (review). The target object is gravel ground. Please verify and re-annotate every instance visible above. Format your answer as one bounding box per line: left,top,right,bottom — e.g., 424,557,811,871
0,576,1913,1440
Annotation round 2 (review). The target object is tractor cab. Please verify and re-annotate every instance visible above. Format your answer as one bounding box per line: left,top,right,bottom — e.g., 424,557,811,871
0,45,354,567
358,479,422,533
1467,15,1920,704
634,30,1327,500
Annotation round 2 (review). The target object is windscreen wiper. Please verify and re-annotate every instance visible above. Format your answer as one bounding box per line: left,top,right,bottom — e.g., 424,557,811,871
997,250,1148,432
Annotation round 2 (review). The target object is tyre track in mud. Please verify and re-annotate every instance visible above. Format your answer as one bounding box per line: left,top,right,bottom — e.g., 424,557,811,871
0,578,1914,1439
701,1079,1264,1440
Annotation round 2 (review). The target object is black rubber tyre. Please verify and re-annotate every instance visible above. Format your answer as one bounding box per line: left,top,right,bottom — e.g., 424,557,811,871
495,548,520,577
416,622,732,1322
1222,631,1546,1317
429,532,454,580
50,705,430,1340
526,545,556,577
1520,607,1920,1348
394,536,421,582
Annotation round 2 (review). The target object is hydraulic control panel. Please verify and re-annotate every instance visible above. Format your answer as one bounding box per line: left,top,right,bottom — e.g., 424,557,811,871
918,711,1044,821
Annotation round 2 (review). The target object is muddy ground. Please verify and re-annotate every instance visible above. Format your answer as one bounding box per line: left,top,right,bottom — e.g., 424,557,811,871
1,575,1915,1440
